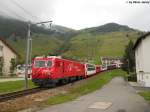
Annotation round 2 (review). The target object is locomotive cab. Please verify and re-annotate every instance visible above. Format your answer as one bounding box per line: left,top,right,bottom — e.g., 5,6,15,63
32,57,55,86
32,59,53,77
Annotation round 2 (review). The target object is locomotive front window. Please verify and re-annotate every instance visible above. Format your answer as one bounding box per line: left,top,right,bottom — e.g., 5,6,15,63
35,60,46,68
47,60,52,67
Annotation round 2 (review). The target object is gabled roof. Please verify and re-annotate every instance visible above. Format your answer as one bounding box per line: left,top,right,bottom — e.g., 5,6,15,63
0,37,19,57
133,32,150,50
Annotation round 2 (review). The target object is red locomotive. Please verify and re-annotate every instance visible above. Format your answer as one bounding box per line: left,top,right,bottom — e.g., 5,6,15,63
32,56,101,86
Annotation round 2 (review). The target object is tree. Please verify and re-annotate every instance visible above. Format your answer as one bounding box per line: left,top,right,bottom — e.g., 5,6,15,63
122,40,135,74
10,58,17,76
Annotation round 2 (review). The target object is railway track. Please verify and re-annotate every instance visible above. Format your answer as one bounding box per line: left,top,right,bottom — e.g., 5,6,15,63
0,71,105,103
0,87,47,102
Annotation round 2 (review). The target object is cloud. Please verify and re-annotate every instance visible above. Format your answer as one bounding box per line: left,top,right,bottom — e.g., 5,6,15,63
0,0,57,22
0,0,149,31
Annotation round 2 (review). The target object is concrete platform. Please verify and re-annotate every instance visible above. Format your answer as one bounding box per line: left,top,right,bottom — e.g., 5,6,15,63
128,81,150,91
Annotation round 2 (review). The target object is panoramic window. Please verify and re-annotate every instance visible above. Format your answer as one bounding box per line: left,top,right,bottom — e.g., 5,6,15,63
87,64,95,71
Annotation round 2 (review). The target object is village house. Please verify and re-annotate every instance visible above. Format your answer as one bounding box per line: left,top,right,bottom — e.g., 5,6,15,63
101,57,123,68
0,38,18,76
133,32,150,87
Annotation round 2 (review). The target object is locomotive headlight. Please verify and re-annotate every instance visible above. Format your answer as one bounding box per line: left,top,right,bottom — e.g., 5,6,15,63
42,70,51,76
47,71,51,75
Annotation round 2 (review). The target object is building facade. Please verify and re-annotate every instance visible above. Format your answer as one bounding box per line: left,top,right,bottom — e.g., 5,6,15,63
0,38,18,76
134,32,150,87
101,57,123,68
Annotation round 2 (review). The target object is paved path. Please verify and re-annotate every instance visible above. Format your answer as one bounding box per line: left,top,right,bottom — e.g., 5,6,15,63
0,78,24,82
39,77,150,112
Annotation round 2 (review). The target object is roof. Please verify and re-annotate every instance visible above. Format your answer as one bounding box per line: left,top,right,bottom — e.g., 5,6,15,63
0,37,19,57
133,32,150,50
101,57,123,60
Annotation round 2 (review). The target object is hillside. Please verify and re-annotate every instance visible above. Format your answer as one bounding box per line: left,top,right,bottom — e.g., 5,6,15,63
81,23,136,34
0,16,75,38
8,34,63,62
52,25,75,33
0,17,142,64
62,23,142,64
0,16,75,62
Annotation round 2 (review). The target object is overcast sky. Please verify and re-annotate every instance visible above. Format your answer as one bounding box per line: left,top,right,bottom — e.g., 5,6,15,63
0,0,150,31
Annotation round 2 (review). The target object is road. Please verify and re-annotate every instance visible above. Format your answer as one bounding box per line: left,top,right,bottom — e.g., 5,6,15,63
38,77,150,112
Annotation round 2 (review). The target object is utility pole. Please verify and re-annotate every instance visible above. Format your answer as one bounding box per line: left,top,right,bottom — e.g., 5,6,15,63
24,21,31,89
24,21,52,89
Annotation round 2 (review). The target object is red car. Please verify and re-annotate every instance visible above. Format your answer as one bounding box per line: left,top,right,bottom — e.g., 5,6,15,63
32,56,86,86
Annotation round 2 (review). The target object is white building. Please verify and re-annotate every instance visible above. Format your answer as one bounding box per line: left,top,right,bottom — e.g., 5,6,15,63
101,57,123,68
133,32,150,87
0,38,18,76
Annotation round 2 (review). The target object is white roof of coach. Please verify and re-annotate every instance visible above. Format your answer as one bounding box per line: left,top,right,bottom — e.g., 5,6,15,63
47,56,62,58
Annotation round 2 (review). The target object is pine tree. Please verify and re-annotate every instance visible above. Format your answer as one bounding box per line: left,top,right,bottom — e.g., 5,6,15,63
122,40,135,74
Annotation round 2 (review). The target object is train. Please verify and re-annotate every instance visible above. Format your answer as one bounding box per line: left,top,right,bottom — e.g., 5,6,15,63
31,56,116,87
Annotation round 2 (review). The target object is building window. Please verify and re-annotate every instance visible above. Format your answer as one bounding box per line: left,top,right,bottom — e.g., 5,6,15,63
0,46,3,51
0,46,3,57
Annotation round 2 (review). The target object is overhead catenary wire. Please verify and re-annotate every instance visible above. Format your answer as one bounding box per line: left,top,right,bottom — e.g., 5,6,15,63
0,8,29,34
9,0,53,28
8,0,53,30
0,1,28,22
6,9,27,21
9,0,40,22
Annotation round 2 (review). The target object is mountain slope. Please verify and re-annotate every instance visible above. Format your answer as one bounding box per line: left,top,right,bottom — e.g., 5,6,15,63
0,16,142,64
52,25,75,33
0,16,75,38
0,16,75,62
62,24,142,64
7,34,63,62
81,23,135,34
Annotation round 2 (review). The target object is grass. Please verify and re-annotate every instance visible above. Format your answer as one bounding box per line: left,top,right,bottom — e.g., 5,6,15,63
8,33,63,62
0,80,36,94
139,91,150,103
7,30,139,64
63,31,139,64
46,69,127,105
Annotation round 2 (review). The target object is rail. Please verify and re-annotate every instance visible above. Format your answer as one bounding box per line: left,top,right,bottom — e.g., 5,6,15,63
0,87,47,102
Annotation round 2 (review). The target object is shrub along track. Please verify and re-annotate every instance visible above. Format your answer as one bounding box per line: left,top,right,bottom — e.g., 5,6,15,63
0,70,126,112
